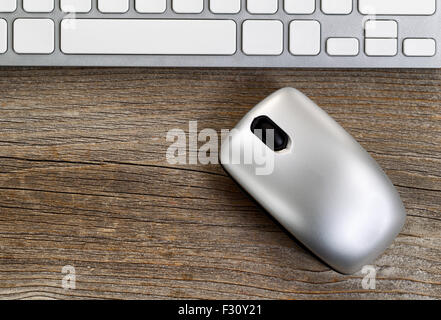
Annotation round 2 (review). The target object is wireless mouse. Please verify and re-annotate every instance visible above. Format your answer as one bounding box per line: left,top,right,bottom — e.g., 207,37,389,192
220,87,406,274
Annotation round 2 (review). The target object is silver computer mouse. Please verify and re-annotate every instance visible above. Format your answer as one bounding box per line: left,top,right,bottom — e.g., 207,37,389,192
220,87,406,274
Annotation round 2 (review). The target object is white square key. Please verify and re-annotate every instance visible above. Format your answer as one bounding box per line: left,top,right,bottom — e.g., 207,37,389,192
173,0,204,13
247,0,278,14
403,38,436,57
285,0,315,14
327,38,359,56
321,0,352,15
14,19,55,54
61,0,92,13
365,39,397,56
98,0,129,13
290,20,321,55
365,20,398,38
0,19,7,53
136,0,167,13
210,0,241,14
243,20,283,55
0,0,16,12
23,0,54,13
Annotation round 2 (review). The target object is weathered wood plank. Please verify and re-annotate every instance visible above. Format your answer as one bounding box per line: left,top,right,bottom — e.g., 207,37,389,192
0,67,440,299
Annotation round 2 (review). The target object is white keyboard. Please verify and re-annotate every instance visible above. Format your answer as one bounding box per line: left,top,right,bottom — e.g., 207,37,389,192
0,0,440,67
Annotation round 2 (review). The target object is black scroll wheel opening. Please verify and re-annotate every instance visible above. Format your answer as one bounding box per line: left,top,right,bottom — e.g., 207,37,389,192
250,116,289,152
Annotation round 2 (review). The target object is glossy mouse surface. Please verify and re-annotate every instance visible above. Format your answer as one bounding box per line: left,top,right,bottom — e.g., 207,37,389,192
220,87,406,274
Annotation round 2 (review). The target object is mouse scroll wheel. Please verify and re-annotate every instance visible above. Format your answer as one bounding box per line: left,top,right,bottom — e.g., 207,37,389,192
250,116,289,151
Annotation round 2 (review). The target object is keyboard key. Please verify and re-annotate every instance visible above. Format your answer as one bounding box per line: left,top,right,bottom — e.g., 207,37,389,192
210,0,241,14
0,19,6,53
0,0,16,12
247,0,278,14
359,0,436,15
61,19,236,55
289,20,321,55
365,20,397,38
284,0,315,14
136,0,167,13
403,38,436,57
98,0,129,13
14,19,54,54
327,38,359,56
365,39,397,56
173,0,203,13
23,0,54,13
61,0,92,13
243,20,283,55
322,0,352,15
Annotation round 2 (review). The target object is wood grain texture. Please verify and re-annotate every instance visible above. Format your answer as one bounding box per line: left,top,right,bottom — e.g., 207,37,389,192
0,67,440,300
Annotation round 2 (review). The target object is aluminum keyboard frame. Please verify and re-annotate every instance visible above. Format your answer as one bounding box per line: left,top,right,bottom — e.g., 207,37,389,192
0,0,440,68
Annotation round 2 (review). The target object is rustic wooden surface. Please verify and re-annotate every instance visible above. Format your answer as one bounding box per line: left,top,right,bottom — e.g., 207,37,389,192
0,67,440,300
